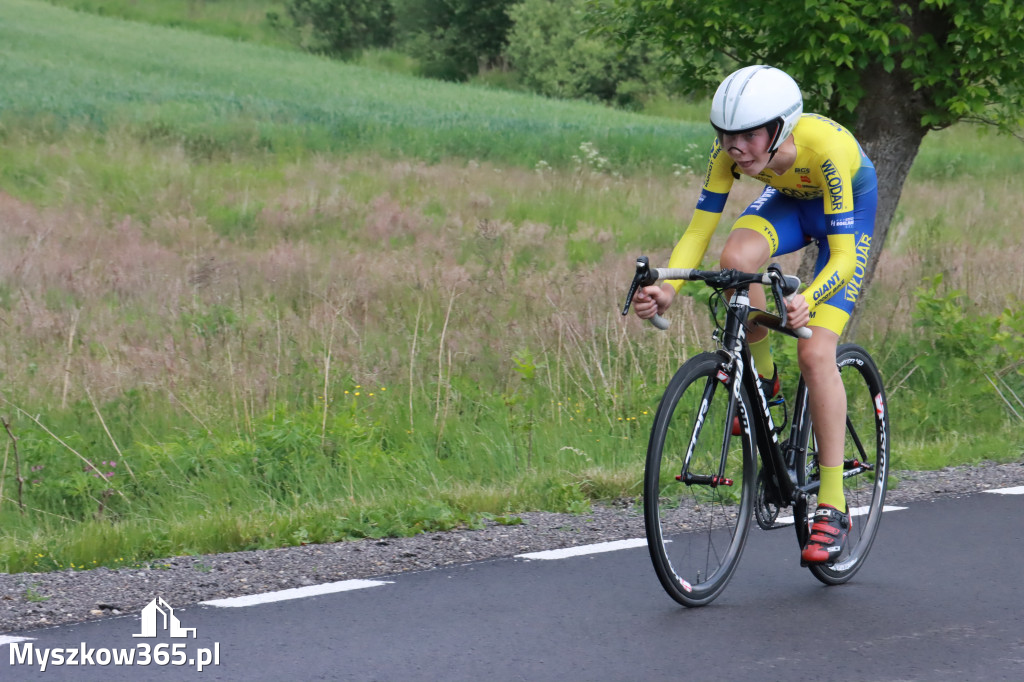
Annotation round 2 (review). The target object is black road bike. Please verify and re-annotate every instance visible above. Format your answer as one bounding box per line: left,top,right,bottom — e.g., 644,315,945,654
622,257,890,607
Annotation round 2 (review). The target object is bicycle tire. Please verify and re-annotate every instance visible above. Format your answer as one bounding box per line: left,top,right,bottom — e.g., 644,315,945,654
794,343,890,585
644,352,756,607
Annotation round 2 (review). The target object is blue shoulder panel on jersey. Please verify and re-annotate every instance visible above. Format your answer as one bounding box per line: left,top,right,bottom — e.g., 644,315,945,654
851,154,877,197
696,189,729,214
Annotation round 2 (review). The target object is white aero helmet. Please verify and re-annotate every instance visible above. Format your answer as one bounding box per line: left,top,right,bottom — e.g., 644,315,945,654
710,65,802,153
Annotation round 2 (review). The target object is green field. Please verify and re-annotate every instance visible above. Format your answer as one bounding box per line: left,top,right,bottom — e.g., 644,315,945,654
0,0,1021,573
41,0,293,47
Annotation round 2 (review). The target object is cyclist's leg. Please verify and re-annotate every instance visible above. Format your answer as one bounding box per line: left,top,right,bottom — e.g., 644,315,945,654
798,188,874,482
796,194,876,562
796,326,845,491
720,223,771,347
722,187,808,354
796,297,855,564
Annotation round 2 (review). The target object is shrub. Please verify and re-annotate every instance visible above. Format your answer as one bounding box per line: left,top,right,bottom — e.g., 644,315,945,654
393,0,517,81
286,0,396,57
504,0,665,107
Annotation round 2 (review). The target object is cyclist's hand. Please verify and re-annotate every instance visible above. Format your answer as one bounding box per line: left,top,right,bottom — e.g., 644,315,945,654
785,292,810,330
633,284,675,320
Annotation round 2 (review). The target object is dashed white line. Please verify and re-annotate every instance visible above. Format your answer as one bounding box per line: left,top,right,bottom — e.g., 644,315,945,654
775,504,907,526
200,579,392,608
516,504,919,561
4,489,1017,627
516,538,648,561
985,485,1024,495
0,635,32,646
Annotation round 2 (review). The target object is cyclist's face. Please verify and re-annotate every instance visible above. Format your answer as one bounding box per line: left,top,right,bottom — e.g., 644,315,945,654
720,127,771,176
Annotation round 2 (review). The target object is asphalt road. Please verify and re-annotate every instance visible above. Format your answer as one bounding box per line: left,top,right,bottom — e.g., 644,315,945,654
3,490,1022,682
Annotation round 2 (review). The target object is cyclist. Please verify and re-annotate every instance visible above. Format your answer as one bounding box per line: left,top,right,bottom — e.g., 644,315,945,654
631,65,878,565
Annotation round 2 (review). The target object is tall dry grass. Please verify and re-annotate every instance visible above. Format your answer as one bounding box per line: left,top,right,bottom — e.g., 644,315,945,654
1,129,1021,571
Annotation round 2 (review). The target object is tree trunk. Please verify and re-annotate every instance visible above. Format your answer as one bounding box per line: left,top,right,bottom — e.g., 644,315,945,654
796,62,930,336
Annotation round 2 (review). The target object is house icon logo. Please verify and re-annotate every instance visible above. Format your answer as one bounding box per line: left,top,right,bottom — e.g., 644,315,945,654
133,597,197,639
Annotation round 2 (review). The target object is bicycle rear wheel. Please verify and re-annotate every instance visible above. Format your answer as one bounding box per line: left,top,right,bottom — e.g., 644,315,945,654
644,352,756,607
795,343,890,585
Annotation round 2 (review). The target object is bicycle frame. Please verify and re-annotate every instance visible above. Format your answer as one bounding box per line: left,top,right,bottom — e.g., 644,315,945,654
623,256,879,508
691,281,817,510
683,291,880,503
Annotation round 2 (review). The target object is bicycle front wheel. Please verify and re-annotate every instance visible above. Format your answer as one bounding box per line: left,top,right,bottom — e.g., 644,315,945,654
795,343,890,585
644,352,756,607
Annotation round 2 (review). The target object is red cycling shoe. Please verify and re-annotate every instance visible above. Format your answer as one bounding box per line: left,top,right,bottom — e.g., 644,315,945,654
800,504,851,565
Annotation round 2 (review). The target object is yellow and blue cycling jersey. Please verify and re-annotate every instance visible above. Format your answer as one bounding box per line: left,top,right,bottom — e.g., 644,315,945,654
668,113,878,334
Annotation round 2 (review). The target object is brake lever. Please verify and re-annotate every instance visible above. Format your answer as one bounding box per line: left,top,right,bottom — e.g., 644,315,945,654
765,263,812,339
766,263,788,329
621,256,658,317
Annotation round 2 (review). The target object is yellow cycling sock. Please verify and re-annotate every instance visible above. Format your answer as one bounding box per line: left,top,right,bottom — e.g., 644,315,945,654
749,336,774,377
817,464,847,512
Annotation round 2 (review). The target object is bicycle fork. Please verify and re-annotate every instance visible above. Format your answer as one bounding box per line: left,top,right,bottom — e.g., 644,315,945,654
677,291,755,490
676,373,735,488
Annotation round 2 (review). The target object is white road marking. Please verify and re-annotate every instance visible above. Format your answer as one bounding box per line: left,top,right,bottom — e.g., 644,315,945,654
0,635,32,646
516,538,648,560
516,505,915,560
200,579,392,608
774,504,907,526
5,490,1013,625
984,485,1024,495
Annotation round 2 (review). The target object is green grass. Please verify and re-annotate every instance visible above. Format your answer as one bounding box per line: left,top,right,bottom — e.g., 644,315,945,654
0,0,1020,574
1,1,708,175
909,125,1024,181
41,0,294,48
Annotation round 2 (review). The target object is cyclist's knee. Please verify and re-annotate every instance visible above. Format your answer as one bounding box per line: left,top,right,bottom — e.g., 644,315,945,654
721,229,771,271
797,330,839,377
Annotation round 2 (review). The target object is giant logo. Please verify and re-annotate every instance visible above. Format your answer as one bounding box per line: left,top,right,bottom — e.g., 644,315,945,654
748,187,775,212
812,271,842,302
